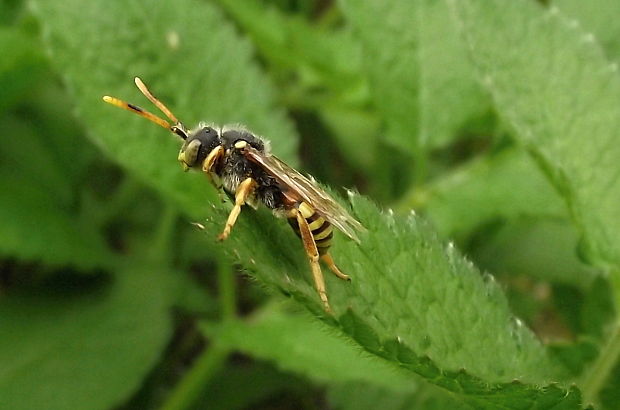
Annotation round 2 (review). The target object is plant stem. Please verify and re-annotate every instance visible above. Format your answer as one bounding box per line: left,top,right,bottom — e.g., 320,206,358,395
160,343,230,410
216,252,236,320
581,322,620,405
159,231,236,410
581,273,620,405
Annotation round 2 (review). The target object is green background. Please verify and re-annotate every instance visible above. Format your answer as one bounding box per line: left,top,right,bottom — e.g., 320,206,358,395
1,0,620,408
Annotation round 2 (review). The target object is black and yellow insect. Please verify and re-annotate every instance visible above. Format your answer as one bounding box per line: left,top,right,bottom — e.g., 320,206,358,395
103,78,364,312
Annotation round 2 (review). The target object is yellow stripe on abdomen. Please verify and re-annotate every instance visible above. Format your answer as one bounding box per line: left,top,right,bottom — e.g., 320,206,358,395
307,216,325,231
288,202,334,255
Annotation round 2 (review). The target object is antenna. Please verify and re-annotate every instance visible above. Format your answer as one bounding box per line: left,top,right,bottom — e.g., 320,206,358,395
102,77,187,140
134,77,180,124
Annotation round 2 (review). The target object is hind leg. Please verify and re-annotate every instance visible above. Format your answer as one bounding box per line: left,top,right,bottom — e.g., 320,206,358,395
296,209,331,313
320,253,351,281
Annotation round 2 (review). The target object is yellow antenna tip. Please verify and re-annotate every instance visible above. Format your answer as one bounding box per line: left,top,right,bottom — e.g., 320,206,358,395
101,93,172,130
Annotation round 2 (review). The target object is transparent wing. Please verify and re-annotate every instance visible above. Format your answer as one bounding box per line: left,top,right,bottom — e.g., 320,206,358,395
244,147,364,242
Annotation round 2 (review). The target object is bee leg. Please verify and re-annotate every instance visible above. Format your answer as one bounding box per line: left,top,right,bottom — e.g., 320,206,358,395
296,210,331,313
320,253,351,281
202,146,225,197
202,145,224,174
217,178,256,241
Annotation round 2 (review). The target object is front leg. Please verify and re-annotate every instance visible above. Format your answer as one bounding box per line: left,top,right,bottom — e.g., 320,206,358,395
202,145,224,191
217,177,257,241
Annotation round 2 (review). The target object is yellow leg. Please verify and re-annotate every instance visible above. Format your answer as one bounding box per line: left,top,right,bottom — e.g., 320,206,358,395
202,145,224,173
202,146,224,191
321,253,351,281
217,178,256,241
296,210,331,313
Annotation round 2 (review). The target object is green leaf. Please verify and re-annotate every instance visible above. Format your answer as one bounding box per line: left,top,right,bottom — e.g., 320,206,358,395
28,0,586,406
449,1,620,404
23,81,100,186
549,340,599,378
600,360,620,410
473,218,599,290
0,264,176,410
580,276,616,341
212,0,379,170
199,195,581,408
0,109,83,208
339,0,489,154
0,27,47,113
0,0,23,25
318,104,380,169
555,0,620,61
449,0,620,271
405,148,566,239
0,177,111,269
0,116,110,269
193,362,311,410
205,307,479,408
30,0,299,219
328,382,471,410
214,0,364,92
201,307,414,392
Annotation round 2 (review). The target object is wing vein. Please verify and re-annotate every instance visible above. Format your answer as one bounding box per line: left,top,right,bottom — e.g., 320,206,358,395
244,147,364,242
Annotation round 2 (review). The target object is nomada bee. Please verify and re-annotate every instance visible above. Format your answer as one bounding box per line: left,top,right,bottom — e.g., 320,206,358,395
103,78,364,312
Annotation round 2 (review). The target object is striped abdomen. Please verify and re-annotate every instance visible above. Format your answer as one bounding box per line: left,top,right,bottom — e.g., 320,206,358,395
288,202,333,255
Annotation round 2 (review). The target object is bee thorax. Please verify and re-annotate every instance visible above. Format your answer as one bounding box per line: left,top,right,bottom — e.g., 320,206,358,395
220,168,244,196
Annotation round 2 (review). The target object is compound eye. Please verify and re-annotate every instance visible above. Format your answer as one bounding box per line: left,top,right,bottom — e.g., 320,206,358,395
182,139,202,167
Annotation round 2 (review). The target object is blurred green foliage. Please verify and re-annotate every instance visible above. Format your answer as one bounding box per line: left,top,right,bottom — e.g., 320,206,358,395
2,0,620,409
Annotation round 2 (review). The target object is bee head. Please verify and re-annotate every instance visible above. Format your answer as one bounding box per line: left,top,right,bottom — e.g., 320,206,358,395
178,126,221,171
